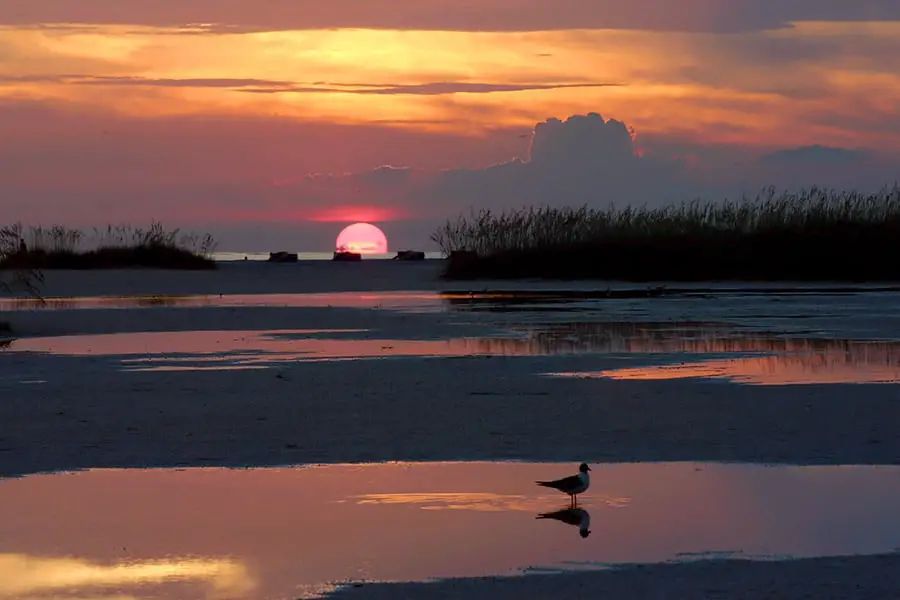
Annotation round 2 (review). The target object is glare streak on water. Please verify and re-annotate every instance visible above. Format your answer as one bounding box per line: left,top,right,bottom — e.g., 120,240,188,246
0,462,899,600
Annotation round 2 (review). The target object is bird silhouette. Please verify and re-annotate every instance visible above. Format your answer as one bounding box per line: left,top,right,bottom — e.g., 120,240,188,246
536,507,592,538
536,463,591,507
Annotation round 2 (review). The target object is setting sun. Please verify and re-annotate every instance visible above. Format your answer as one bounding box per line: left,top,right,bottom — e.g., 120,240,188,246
336,223,389,254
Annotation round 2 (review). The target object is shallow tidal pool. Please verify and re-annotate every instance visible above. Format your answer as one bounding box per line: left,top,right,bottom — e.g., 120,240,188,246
1,461,899,599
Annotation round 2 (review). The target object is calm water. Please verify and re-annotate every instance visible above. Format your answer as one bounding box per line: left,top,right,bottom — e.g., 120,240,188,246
1,462,899,599
212,252,445,262
6,323,900,384
0,292,449,312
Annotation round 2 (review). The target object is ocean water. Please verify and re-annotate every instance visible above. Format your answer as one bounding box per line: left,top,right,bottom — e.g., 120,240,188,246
213,251,445,261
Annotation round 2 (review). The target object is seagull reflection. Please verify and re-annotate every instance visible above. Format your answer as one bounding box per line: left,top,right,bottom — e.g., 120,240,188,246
536,507,591,538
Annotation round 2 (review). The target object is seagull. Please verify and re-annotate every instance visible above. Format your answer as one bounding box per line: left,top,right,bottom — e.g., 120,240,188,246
536,507,591,538
536,463,591,506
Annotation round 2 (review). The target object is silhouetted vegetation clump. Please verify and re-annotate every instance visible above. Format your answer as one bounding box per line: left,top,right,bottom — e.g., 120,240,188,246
432,186,900,281
0,225,43,301
0,223,218,270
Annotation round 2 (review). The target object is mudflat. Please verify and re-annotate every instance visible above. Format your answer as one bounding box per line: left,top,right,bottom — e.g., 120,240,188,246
2,261,899,599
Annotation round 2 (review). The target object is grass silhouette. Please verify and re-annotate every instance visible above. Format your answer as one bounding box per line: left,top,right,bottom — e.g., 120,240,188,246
0,222,217,270
432,186,900,281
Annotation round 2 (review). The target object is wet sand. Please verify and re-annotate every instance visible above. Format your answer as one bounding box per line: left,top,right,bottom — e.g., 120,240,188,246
3,348,898,477
330,553,900,600
2,264,900,599
2,285,900,476
3,462,899,599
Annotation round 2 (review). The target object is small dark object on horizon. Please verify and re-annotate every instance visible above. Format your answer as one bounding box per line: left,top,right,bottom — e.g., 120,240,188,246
268,251,298,263
333,250,362,262
393,250,426,261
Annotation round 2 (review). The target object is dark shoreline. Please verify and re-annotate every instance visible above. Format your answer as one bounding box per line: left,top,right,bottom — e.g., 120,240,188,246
328,553,900,600
440,237,900,281
434,188,900,281
1,246,216,270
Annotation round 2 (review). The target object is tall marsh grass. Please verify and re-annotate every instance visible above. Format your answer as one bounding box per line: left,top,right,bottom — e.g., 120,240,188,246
433,186,900,281
8,222,218,256
0,225,43,300
0,222,218,270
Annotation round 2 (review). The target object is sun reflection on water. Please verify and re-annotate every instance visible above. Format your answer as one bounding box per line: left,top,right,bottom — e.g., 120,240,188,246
0,554,255,598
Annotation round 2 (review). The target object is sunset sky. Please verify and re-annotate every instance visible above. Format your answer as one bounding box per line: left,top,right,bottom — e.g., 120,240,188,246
2,1,899,250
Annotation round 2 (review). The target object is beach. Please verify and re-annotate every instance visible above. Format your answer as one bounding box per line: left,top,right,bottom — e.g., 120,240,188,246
2,260,899,599
331,554,900,600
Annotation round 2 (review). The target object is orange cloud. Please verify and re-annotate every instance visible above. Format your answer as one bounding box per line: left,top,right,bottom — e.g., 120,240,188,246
4,1,900,32
2,17,900,249
2,22,899,150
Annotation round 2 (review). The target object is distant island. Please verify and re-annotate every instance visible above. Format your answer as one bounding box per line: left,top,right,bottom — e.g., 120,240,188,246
0,223,217,271
432,186,900,282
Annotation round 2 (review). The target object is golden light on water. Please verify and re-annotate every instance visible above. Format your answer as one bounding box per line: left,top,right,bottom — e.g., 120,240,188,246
353,492,536,512
1,464,900,597
352,492,630,512
0,554,255,597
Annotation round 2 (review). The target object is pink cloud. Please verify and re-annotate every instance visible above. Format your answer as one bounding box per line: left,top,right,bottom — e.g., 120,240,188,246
0,99,525,192
307,205,404,223
4,0,899,32
2,97,899,252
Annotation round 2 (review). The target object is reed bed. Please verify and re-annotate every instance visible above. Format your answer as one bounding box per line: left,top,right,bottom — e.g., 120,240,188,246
0,226,43,301
0,222,218,270
433,186,900,281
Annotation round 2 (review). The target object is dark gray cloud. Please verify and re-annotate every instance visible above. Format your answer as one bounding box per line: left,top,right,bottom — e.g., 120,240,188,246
759,145,868,166
3,0,899,33
427,113,693,212
357,113,899,221
287,113,701,224
2,98,898,251
71,75,293,88
241,81,624,96
0,74,622,96
0,74,295,88
750,145,895,193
